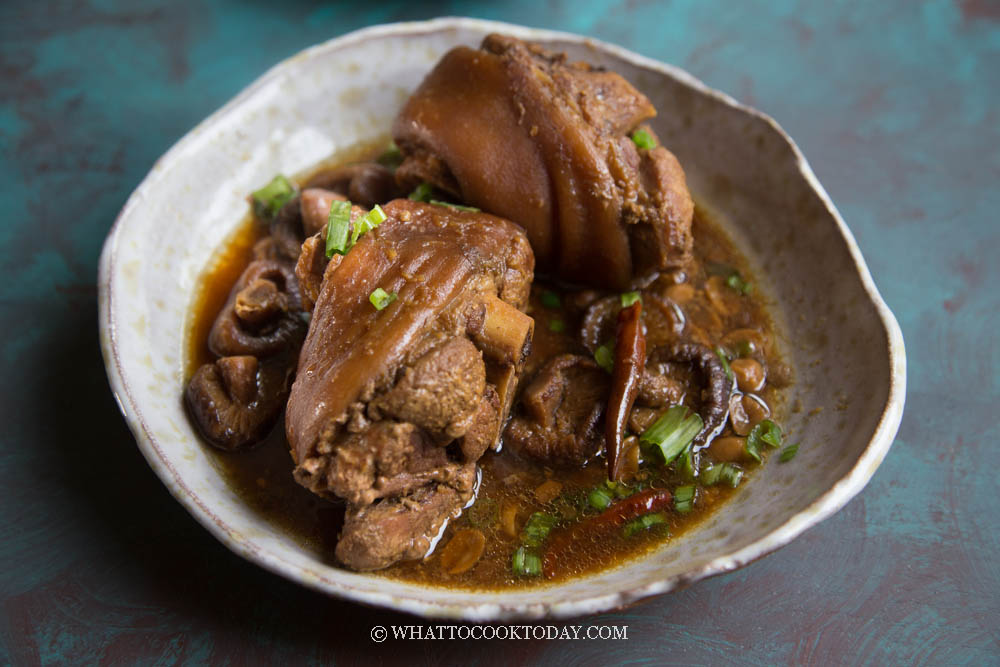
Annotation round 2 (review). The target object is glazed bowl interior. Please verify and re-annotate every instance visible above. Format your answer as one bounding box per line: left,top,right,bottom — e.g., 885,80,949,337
99,18,905,619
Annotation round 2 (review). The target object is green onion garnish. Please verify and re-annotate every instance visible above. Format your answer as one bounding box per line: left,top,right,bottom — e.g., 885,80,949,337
521,512,558,547
702,463,744,488
376,141,403,168
748,419,783,457
674,485,696,514
369,287,397,311
640,405,704,465
620,291,641,308
605,479,632,499
623,511,669,537
725,271,753,295
780,443,799,462
631,128,657,150
678,445,698,481
587,487,613,511
715,346,734,382
326,202,387,258
594,342,614,373
719,464,744,488
744,434,763,464
408,182,434,202
548,318,566,333
325,199,353,257
351,204,387,245
700,463,722,486
429,199,480,212
540,290,561,309
252,174,295,220
746,413,783,466
512,546,542,576
761,421,782,447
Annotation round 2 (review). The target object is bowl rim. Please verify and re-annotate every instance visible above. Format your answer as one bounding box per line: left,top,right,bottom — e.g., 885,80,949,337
98,16,906,620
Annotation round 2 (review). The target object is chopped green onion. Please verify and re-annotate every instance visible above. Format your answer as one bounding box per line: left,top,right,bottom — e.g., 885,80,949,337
715,346,734,382
640,405,704,465
604,479,632,499
326,201,387,258
700,463,722,486
351,204,387,245
429,199,481,212
408,182,434,202
620,291,641,308
512,546,542,576
678,445,698,481
369,287,397,311
760,420,782,447
702,463,744,488
623,511,669,537
630,128,657,150
674,485,696,502
748,419,783,457
719,464,744,488
587,487,613,511
252,174,295,220
548,318,566,333
780,443,799,462
674,485,696,514
325,199,353,257
521,512,558,547
512,545,525,572
540,290,562,309
376,141,403,168
594,342,614,373
365,202,388,225
746,412,782,466
725,271,753,295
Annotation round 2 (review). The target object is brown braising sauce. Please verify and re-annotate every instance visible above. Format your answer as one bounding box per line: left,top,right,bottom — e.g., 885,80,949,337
185,144,788,589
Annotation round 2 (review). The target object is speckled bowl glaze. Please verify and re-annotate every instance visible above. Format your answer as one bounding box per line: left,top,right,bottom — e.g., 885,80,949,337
98,18,905,619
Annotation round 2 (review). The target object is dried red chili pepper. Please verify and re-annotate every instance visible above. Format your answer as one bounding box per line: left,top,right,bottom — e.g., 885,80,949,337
542,488,672,578
606,301,645,481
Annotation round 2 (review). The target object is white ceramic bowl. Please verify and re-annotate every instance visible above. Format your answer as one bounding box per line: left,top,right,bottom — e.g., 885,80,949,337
98,18,905,620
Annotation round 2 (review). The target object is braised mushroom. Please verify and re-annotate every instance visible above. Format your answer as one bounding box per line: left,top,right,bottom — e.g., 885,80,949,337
304,162,402,208
648,341,735,447
208,259,305,358
184,355,292,450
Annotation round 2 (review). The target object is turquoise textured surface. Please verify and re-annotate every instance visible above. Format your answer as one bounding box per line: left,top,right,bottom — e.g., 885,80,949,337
2,1,998,664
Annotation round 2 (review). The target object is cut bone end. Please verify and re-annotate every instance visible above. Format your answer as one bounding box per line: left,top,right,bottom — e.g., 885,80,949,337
486,363,518,451
469,293,534,369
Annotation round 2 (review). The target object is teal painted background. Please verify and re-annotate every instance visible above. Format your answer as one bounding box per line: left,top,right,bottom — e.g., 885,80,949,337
2,1,998,664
